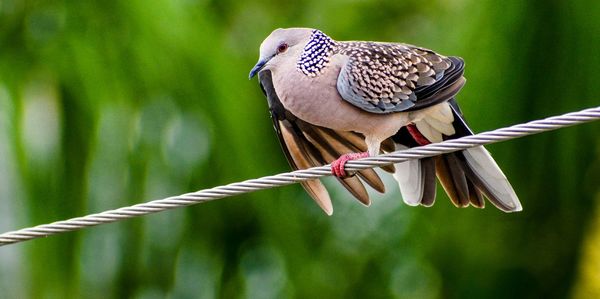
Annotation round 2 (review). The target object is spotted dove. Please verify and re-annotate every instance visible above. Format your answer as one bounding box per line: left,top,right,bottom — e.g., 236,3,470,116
249,28,521,215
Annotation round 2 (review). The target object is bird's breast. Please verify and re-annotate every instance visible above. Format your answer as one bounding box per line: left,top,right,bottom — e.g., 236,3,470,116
271,57,369,132
268,54,413,144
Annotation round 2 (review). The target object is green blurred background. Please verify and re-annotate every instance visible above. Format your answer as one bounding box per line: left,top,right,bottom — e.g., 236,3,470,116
1,0,600,298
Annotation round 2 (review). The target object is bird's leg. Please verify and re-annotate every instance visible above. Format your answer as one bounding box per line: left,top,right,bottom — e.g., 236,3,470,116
406,124,431,145
331,152,369,178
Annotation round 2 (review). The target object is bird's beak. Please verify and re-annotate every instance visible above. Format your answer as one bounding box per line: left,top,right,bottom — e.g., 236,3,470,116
249,59,268,79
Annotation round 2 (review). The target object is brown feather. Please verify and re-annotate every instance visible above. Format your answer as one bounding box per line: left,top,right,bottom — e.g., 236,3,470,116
337,177,370,206
435,156,457,205
380,164,396,174
356,170,385,193
435,155,467,208
467,180,485,208
319,128,395,173
296,122,375,204
378,138,397,173
310,127,386,193
319,128,366,152
443,154,470,207
459,161,514,211
279,120,333,214
381,138,396,153
299,180,334,215
419,158,437,207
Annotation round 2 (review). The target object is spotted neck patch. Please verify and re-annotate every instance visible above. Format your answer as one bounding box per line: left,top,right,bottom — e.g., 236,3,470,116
297,30,336,77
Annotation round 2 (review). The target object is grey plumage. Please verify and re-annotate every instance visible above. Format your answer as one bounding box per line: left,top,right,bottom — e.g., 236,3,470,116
251,28,521,214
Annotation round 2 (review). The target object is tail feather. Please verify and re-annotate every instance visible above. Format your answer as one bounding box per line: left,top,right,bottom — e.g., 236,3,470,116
393,145,437,206
460,147,521,211
393,145,424,206
419,158,437,207
391,100,522,212
436,153,470,208
337,176,371,206
466,179,485,208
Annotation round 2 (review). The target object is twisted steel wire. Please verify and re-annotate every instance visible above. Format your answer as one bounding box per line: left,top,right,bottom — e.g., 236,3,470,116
1,106,599,246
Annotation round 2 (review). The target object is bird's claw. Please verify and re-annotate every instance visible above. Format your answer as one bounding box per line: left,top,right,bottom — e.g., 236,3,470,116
331,152,370,177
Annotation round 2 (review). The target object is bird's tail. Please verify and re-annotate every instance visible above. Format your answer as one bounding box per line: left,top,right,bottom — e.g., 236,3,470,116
391,100,522,212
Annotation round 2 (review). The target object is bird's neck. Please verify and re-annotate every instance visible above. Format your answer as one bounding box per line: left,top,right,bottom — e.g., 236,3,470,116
296,30,337,77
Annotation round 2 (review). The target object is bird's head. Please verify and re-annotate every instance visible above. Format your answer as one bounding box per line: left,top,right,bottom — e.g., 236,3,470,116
249,28,315,79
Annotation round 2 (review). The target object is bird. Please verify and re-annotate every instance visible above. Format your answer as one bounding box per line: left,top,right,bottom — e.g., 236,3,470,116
249,28,521,215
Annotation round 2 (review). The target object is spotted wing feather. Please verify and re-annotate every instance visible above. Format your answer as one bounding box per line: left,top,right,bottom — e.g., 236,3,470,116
336,42,465,114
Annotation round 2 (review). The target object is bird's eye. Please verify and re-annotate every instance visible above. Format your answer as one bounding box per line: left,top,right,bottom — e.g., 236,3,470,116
277,43,288,54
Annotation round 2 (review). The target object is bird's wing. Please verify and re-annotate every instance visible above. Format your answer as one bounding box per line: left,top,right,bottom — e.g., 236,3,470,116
336,42,465,114
259,70,390,214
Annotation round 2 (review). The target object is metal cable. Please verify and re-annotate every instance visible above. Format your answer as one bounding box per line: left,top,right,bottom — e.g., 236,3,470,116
1,106,599,246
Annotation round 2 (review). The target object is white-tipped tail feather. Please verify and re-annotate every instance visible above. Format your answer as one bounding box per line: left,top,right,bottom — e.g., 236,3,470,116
393,144,424,206
391,101,521,212
463,146,522,212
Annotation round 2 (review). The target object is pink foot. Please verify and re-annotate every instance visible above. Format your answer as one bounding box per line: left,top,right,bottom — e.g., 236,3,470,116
331,152,369,177
407,124,431,146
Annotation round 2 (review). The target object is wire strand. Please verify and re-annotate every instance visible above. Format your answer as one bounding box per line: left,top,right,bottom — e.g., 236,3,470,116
1,106,599,246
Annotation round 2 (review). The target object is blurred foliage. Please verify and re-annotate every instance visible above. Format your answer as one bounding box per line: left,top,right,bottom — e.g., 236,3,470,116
0,0,599,298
